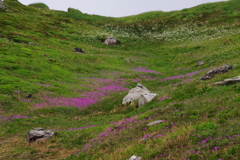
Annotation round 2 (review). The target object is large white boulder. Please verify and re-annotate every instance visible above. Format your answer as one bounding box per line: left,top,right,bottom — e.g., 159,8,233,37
122,83,150,105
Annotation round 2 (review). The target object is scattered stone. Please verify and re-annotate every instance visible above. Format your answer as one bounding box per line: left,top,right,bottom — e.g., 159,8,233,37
178,113,184,117
26,128,54,143
26,93,32,98
197,60,204,66
214,76,240,85
29,42,34,45
200,65,233,80
103,36,119,46
14,90,21,94
129,155,142,160
44,54,50,57
0,1,6,10
122,83,150,106
147,120,164,126
73,48,84,53
138,93,157,107
68,8,82,13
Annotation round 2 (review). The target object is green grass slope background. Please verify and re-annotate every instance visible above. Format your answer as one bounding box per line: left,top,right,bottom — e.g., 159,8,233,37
0,0,240,159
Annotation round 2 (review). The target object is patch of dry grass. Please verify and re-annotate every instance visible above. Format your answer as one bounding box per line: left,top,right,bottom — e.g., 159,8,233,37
0,136,76,160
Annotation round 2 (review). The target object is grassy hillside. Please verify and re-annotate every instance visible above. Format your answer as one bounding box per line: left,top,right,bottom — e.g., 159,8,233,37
0,0,240,159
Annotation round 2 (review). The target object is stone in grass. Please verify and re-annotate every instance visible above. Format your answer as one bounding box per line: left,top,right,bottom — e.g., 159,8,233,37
214,76,240,85
122,83,150,106
26,128,54,143
200,65,233,81
129,155,142,160
197,60,204,67
26,93,32,98
0,1,6,10
138,93,157,107
73,48,84,53
103,36,119,46
147,120,164,126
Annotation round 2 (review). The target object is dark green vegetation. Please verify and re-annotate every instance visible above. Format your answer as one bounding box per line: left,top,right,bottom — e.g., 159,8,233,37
28,3,49,10
0,0,240,159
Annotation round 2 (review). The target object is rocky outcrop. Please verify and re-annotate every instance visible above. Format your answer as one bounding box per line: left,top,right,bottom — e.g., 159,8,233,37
129,155,142,160
122,83,150,106
138,93,157,107
214,76,240,85
0,1,6,9
104,37,119,46
26,128,54,143
200,65,232,80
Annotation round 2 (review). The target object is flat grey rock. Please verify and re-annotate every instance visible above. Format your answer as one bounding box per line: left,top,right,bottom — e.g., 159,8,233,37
147,120,164,126
214,76,240,85
26,128,54,143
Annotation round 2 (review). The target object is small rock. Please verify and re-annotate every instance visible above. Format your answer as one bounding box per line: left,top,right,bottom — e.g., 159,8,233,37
103,36,119,46
147,120,164,126
200,65,233,80
197,60,204,66
26,94,32,98
214,76,240,85
129,155,142,160
14,90,21,94
44,54,50,57
73,48,84,53
29,42,34,45
26,128,54,143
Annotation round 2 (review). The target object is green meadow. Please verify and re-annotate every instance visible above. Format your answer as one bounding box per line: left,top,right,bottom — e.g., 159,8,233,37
0,0,240,159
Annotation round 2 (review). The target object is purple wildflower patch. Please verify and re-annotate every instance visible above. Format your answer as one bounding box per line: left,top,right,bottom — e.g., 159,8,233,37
83,115,141,151
161,75,185,81
34,97,98,109
185,71,200,77
158,96,169,101
57,125,97,131
35,83,55,87
135,67,161,74
160,69,203,81
10,115,29,118
33,78,129,109
0,115,29,125
131,78,141,82
97,84,128,91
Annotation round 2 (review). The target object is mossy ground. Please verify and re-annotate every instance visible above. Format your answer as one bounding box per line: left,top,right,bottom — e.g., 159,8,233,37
0,0,240,159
